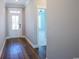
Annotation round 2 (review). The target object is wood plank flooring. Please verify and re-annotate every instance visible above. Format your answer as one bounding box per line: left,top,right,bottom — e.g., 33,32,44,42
0,38,39,59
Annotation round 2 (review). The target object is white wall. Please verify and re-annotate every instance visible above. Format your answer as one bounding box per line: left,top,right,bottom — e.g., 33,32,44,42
0,0,5,56
76,0,79,57
25,0,37,47
47,0,79,59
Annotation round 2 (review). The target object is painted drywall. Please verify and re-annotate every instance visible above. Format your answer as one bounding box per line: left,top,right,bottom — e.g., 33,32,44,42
37,0,47,8
0,0,5,56
47,0,79,59
76,0,79,57
25,0,37,46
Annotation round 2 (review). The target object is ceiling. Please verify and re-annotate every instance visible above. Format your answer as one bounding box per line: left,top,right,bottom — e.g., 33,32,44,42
5,0,30,6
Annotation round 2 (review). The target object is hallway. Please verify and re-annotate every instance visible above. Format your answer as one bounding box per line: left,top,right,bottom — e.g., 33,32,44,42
0,0,47,59
1,38,39,59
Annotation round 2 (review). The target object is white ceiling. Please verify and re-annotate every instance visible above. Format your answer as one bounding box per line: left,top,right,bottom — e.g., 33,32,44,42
5,0,30,5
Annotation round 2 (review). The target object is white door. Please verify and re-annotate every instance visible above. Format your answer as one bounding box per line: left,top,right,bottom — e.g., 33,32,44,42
7,8,22,38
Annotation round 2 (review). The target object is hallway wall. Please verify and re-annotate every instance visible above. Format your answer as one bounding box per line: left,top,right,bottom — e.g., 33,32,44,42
0,0,6,56
47,0,79,59
76,0,79,57
25,0,37,47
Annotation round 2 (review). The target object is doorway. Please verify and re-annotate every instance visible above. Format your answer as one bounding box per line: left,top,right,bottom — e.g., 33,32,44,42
37,0,47,59
38,8,47,46
6,8,23,38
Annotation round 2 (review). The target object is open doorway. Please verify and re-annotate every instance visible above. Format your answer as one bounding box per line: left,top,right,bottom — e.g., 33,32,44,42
37,9,47,59
38,8,47,46
37,0,47,59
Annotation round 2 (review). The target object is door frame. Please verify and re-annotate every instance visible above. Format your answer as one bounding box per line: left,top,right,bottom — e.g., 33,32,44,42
6,7,24,38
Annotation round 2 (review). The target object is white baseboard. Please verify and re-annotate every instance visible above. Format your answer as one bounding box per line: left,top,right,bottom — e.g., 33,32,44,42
5,36,47,48
5,36,24,39
5,36,39,48
0,39,6,58
22,36,39,48
6,36,39,48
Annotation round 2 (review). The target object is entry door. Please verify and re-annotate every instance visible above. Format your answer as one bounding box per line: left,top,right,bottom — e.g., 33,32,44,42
7,8,22,37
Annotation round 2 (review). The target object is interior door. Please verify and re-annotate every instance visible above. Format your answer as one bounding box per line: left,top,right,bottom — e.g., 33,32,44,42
7,8,22,38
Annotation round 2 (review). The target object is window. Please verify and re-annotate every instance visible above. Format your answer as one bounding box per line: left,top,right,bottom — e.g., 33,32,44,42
10,11,21,14
12,15,19,30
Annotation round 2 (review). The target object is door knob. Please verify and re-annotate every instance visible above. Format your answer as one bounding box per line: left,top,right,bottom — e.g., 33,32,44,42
19,24,21,28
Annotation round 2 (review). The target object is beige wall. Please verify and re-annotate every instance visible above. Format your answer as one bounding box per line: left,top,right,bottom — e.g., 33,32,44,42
76,0,79,57
0,0,5,56
47,0,79,59
37,0,47,8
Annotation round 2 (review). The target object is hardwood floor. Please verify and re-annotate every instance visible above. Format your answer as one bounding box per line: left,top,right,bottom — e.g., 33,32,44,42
1,38,39,59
